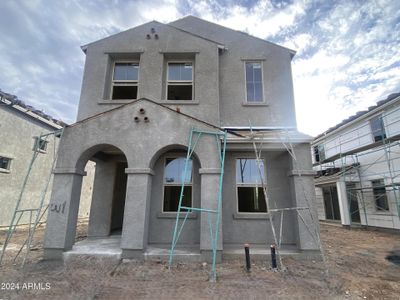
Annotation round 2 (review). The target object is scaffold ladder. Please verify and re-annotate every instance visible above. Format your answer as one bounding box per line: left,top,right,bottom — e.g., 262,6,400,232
0,128,63,267
168,127,227,282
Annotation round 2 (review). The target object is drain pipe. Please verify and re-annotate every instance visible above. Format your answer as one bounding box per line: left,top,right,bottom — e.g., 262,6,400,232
244,243,251,272
271,244,277,269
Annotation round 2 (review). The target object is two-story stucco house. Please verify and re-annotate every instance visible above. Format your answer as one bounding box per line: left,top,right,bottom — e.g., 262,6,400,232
0,90,94,228
43,16,320,262
313,93,400,231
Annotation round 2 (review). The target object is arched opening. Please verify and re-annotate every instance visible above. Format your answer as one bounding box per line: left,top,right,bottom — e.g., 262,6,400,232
147,146,201,251
75,144,128,242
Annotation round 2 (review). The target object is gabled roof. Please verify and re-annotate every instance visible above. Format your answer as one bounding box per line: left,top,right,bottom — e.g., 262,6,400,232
314,92,400,142
69,97,241,137
81,19,225,54
0,89,66,129
169,15,296,57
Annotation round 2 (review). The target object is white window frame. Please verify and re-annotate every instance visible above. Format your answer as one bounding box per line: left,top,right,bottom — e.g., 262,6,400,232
0,156,12,173
33,137,48,153
236,157,268,214
369,115,386,142
371,179,390,212
162,156,194,213
166,61,194,101
110,61,139,100
244,61,265,103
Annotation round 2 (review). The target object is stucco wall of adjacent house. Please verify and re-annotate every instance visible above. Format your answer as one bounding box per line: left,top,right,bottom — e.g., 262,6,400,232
313,97,400,229
0,105,93,227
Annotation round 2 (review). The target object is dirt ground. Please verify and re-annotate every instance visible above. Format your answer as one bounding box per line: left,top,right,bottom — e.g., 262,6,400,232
0,223,399,299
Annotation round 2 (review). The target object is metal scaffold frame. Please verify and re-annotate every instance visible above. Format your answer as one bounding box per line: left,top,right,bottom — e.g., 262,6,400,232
169,127,227,282
315,102,400,229
248,127,327,271
0,128,63,267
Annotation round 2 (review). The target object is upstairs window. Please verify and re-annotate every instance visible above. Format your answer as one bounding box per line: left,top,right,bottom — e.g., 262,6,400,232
163,157,193,212
0,156,12,172
34,137,48,153
245,62,264,102
370,116,386,142
236,158,267,213
167,62,193,100
372,179,389,211
111,62,139,100
314,144,325,163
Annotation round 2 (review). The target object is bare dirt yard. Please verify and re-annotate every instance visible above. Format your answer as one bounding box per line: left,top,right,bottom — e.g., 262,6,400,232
0,222,399,299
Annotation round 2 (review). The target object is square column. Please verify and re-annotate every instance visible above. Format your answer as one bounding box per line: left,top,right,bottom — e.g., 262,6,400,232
120,168,153,260
199,168,223,263
43,168,85,259
336,180,351,226
87,161,117,237
288,144,321,251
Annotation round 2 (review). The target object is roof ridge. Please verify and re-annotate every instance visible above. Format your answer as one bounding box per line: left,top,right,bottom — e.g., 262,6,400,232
170,15,296,56
0,89,66,128
314,92,400,141
69,97,227,133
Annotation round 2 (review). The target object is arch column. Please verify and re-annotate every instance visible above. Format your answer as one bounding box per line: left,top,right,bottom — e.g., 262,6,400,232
87,160,118,237
43,168,86,259
120,168,154,259
288,143,320,251
199,168,223,263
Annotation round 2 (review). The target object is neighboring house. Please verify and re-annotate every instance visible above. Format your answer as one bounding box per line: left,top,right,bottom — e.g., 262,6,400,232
0,90,93,227
43,16,319,261
313,93,400,230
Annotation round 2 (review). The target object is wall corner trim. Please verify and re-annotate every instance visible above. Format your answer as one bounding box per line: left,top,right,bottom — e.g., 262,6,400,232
287,170,316,177
53,168,87,176
199,168,221,174
125,168,155,175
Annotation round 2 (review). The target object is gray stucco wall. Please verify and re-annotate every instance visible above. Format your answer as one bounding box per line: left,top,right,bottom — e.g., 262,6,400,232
0,106,57,226
77,18,297,129
77,21,220,126
170,16,297,128
148,150,201,245
0,106,93,227
44,99,225,258
222,151,296,245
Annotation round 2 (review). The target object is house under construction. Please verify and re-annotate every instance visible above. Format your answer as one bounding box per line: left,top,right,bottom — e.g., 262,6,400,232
313,93,400,230
43,16,320,263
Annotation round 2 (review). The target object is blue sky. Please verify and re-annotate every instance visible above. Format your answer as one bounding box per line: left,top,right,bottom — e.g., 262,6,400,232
0,0,399,136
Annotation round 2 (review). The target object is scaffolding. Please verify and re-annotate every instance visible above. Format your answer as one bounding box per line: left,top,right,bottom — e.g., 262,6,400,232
248,127,326,271
169,127,227,282
0,128,63,267
314,99,400,229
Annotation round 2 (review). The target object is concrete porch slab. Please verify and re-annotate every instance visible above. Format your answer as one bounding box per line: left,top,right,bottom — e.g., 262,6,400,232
63,235,122,261
62,238,320,263
223,244,302,260
145,244,201,262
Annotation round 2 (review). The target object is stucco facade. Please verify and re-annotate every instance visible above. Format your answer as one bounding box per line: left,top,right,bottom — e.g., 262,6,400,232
43,16,319,261
0,92,93,227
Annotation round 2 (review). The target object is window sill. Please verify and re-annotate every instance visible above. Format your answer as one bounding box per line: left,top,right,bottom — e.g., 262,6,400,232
35,149,47,154
98,100,136,105
242,102,269,107
233,212,269,220
0,168,10,174
157,212,198,219
373,210,391,215
160,100,199,105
